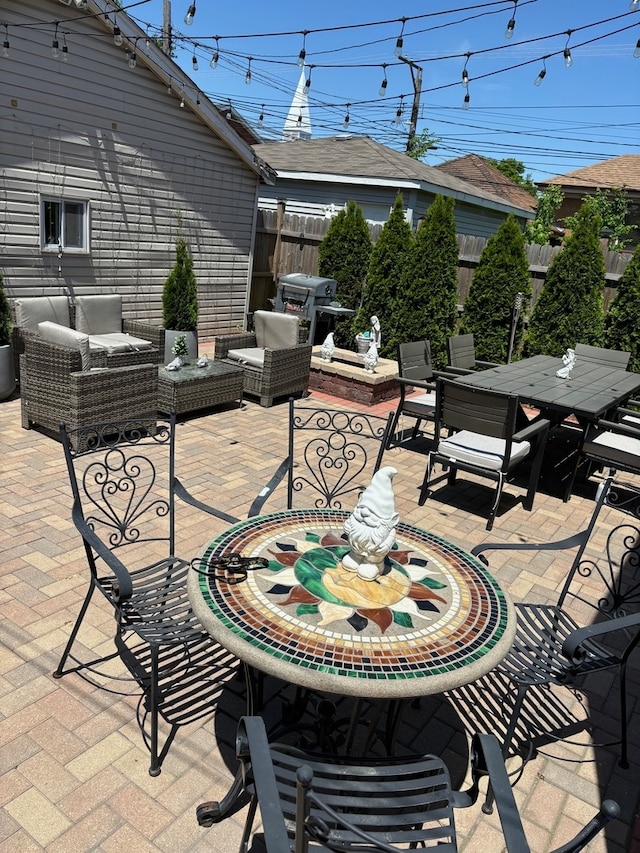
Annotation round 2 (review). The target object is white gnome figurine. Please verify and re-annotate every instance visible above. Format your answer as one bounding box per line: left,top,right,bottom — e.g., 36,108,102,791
556,347,576,379
370,315,381,349
321,332,335,363
363,340,378,373
343,466,399,581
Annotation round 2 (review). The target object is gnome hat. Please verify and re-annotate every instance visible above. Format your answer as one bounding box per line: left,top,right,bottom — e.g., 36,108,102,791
357,466,397,519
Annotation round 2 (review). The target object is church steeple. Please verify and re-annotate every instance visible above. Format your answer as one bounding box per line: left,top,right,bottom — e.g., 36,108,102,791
283,68,312,141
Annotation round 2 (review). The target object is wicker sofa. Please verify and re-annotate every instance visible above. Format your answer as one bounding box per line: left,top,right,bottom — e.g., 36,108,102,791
11,294,165,383
214,310,312,407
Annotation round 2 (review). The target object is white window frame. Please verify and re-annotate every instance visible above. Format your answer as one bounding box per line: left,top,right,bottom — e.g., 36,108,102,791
40,196,90,253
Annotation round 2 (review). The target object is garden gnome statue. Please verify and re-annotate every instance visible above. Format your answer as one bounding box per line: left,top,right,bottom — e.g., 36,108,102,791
321,331,335,362
556,348,576,379
363,340,378,373
343,466,399,581
370,315,381,349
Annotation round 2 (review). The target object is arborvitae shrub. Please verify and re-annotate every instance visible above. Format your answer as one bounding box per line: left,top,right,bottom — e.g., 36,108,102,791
604,247,640,372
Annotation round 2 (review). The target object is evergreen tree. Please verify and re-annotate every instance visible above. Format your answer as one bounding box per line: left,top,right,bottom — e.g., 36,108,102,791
0,273,11,347
604,247,640,372
460,215,531,362
527,203,605,357
352,194,412,359
318,200,371,348
391,194,458,368
162,237,198,331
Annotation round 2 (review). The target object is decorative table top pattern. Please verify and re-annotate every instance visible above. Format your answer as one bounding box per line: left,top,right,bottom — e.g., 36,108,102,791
188,509,515,699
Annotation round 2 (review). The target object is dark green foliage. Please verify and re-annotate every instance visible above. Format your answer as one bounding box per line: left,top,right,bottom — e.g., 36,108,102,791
318,200,371,347
525,185,564,245
391,194,458,369
485,157,537,197
0,273,11,347
527,204,605,357
352,194,412,359
604,248,640,372
461,215,531,362
162,237,198,331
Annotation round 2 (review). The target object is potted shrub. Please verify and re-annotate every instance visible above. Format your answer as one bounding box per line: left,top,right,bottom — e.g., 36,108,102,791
162,235,198,363
0,273,16,401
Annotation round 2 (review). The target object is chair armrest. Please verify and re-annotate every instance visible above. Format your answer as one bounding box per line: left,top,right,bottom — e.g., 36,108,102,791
396,376,436,392
123,319,165,356
173,476,239,525
214,332,256,359
444,365,474,375
248,457,290,517
476,360,501,370
562,613,640,665
591,417,640,439
71,500,133,599
513,418,550,443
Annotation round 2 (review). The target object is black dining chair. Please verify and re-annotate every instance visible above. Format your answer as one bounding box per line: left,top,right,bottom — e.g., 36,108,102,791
248,397,394,517
387,339,438,447
196,715,619,853
419,377,549,530
446,333,501,375
574,343,631,369
471,474,640,810
54,414,240,775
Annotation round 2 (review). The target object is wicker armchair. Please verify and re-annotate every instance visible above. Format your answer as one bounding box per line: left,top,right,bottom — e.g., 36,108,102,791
20,334,157,444
214,310,312,407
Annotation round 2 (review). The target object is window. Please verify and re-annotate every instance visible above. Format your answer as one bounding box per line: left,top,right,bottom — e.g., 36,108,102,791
41,198,88,252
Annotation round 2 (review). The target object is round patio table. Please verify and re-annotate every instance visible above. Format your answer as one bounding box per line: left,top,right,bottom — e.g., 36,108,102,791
189,508,515,699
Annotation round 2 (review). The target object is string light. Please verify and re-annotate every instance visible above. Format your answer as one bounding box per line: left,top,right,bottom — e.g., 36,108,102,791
504,0,518,39
461,52,471,87
51,24,59,59
378,64,388,97
192,49,198,72
563,30,573,67
62,33,68,61
463,90,470,110
179,92,185,108
343,104,350,130
245,56,252,84
113,24,123,47
2,25,9,58
304,67,312,91
394,95,404,126
297,31,307,67
634,38,640,57
257,105,264,128
128,49,137,69
167,78,172,94
184,3,196,26
534,57,547,86
394,17,406,58
210,39,219,69
630,0,639,10
297,112,302,126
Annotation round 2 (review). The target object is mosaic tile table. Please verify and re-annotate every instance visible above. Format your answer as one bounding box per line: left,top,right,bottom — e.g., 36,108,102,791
189,509,516,699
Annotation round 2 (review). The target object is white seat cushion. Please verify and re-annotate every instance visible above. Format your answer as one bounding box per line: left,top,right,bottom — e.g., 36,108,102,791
38,321,91,371
75,295,122,335
621,413,640,428
590,431,640,457
87,333,153,354
227,347,265,368
437,430,530,472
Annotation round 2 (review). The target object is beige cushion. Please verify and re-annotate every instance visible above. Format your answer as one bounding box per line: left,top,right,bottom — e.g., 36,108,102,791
437,430,530,472
38,321,91,371
585,431,640,468
87,332,153,354
14,296,71,331
253,310,299,350
75,295,122,335
226,347,265,368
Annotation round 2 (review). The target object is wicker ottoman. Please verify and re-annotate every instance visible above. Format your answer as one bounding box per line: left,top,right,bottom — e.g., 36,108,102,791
157,361,243,415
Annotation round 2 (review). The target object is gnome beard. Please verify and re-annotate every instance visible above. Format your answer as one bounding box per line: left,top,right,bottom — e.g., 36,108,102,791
343,466,399,581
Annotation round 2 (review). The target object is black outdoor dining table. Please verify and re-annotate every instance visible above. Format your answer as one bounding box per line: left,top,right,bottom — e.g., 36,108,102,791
454,354,640,423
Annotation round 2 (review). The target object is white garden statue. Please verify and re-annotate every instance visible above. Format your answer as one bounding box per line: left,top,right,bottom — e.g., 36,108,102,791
320,332,335,362
343,466,399,581
363,340,378,373
556,348,576,379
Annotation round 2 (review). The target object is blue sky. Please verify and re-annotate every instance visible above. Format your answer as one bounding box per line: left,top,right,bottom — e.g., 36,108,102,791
126,0,640,183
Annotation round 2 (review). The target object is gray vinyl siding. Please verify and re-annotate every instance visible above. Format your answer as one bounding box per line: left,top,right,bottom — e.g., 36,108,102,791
0,0,261,340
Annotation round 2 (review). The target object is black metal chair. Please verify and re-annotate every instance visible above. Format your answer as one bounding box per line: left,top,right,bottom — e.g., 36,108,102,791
248,398,394,517
387,339,438,447
472,474,640,809
446,333,501,375
54,414,240,775
196,715,619,852
419,377,549,530
574,343,631,369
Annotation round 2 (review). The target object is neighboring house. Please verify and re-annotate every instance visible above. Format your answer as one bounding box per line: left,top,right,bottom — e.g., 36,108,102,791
435,154,538,214
252,136,536,238
0,0,274,341
537,155,640,248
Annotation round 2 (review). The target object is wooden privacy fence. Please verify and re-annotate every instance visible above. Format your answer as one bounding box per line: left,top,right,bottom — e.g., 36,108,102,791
250,207,632,315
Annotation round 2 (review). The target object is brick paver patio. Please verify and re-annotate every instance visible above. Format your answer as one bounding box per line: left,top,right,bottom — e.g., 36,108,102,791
1,381,639,852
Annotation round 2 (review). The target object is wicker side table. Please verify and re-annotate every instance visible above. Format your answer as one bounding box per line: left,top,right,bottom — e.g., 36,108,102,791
157,361,243,415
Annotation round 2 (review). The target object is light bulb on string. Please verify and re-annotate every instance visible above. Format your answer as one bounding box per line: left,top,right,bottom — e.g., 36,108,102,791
630,0,639,10
634,39,640,57
2,25,9,58
257,105,264,128
394,18,406,58
304,67,312,91
167,78,172,95
504,0,517,39
196,92,200,105
179,94,185,108
563,30,573,67
184,3,196,25
297,31,307,68
62,34,68,61
297,112,302,127
192,51,198,72
210,40,219,69
145,28,150,49
461,52,471,87
128,50,137,69
534,59,547,86
245,57,252,85
52,24,59,59
394,95,404,126
343,104,350,131
463,91,470,110
378,64,388,97
113,25,123,47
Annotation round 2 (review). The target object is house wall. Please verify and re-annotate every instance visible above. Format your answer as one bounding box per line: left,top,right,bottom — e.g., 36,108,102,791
0,0,261,342
259,179,527,238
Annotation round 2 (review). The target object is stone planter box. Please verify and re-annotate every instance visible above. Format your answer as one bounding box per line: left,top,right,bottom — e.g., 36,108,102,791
309,347,399,406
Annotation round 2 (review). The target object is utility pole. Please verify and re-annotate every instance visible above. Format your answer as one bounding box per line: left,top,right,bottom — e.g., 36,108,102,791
398,55,423,153
162,0,172,56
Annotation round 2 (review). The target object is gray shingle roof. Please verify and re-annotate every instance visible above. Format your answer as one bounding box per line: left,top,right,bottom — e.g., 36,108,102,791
538,155,640,192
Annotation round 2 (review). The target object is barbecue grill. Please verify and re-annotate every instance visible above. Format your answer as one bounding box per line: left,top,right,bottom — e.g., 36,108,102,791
272,274,355,344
